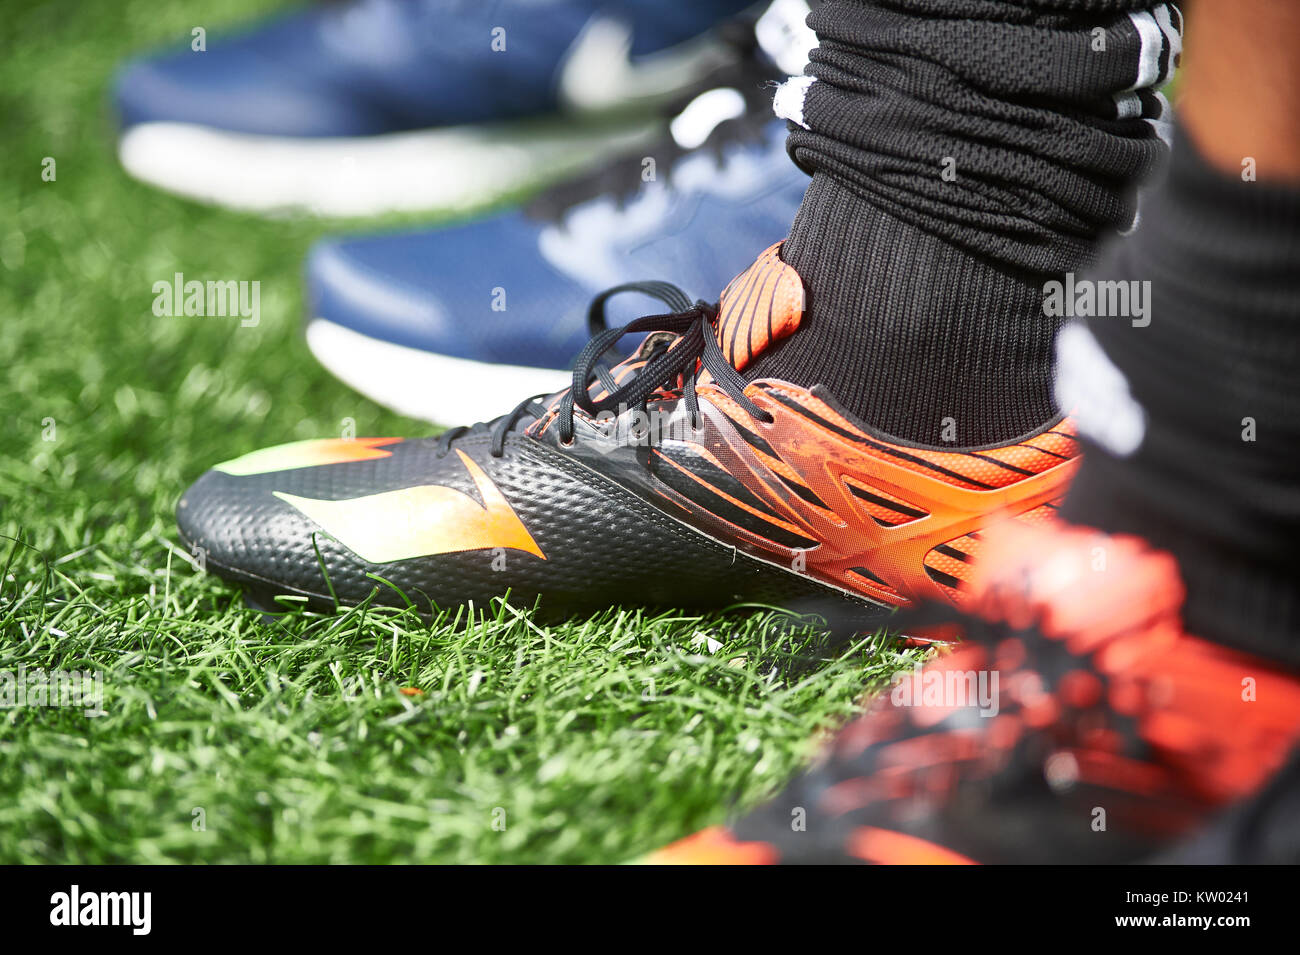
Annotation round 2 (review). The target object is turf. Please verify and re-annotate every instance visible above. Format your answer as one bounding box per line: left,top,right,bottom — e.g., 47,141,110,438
0,0,914,863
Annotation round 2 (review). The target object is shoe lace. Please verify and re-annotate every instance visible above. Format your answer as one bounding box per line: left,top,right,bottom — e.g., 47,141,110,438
433,281,773,460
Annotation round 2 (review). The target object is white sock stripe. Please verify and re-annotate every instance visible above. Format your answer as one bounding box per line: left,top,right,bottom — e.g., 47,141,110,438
1144,89,1175,147
1144,90,1174,148
1167,2,1184,36
1114,5,1180,122
1152,4,1183,85
1125,10,1166,91
773,75,815,129
1114,92,1142,121
1154,4,1184,49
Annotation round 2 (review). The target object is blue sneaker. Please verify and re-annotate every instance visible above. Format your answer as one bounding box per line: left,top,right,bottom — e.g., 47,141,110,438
114,0,759,215
304,99,809,424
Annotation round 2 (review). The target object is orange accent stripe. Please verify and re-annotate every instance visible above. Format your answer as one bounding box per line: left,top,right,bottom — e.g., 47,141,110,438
653,450,808,538
842,476,928,526
213,437,402,476
760,386,1080,490
848,826,977,865
715,243,804,370
273,449,544,563
645,826,778,865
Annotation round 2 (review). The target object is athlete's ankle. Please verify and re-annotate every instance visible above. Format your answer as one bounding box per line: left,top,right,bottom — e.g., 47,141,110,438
746,174,1061,447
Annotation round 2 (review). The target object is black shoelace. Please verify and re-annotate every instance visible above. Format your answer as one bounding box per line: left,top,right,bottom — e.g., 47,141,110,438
434,282,773,460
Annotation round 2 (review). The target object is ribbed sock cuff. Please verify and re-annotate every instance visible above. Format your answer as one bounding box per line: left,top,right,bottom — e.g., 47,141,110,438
746,172,1061,447
782,0,1178,274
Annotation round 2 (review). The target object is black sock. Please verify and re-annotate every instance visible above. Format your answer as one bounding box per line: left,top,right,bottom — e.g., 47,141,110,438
1058,125,1300,666
767,175,1060,445
747,0,1180,447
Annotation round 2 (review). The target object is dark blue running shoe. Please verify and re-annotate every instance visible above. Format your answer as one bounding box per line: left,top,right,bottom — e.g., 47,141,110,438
304,103,808,423
114,0,760,215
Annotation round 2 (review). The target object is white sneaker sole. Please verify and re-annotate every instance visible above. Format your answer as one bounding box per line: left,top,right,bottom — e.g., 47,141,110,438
118,116,658,217
305,318,572,426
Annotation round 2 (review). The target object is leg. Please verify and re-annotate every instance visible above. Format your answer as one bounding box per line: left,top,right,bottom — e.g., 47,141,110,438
1060,0,1300,662
750,0,1180,447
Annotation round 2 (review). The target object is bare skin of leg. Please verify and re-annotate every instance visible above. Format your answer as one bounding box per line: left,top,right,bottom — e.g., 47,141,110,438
1178,0,1300,182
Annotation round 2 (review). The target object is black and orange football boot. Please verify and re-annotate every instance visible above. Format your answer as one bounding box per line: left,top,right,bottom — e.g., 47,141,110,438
177,244,1079,621
645,520,1300,864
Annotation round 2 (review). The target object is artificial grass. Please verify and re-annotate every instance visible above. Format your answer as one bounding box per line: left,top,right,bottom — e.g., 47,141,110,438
0,0,913,863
